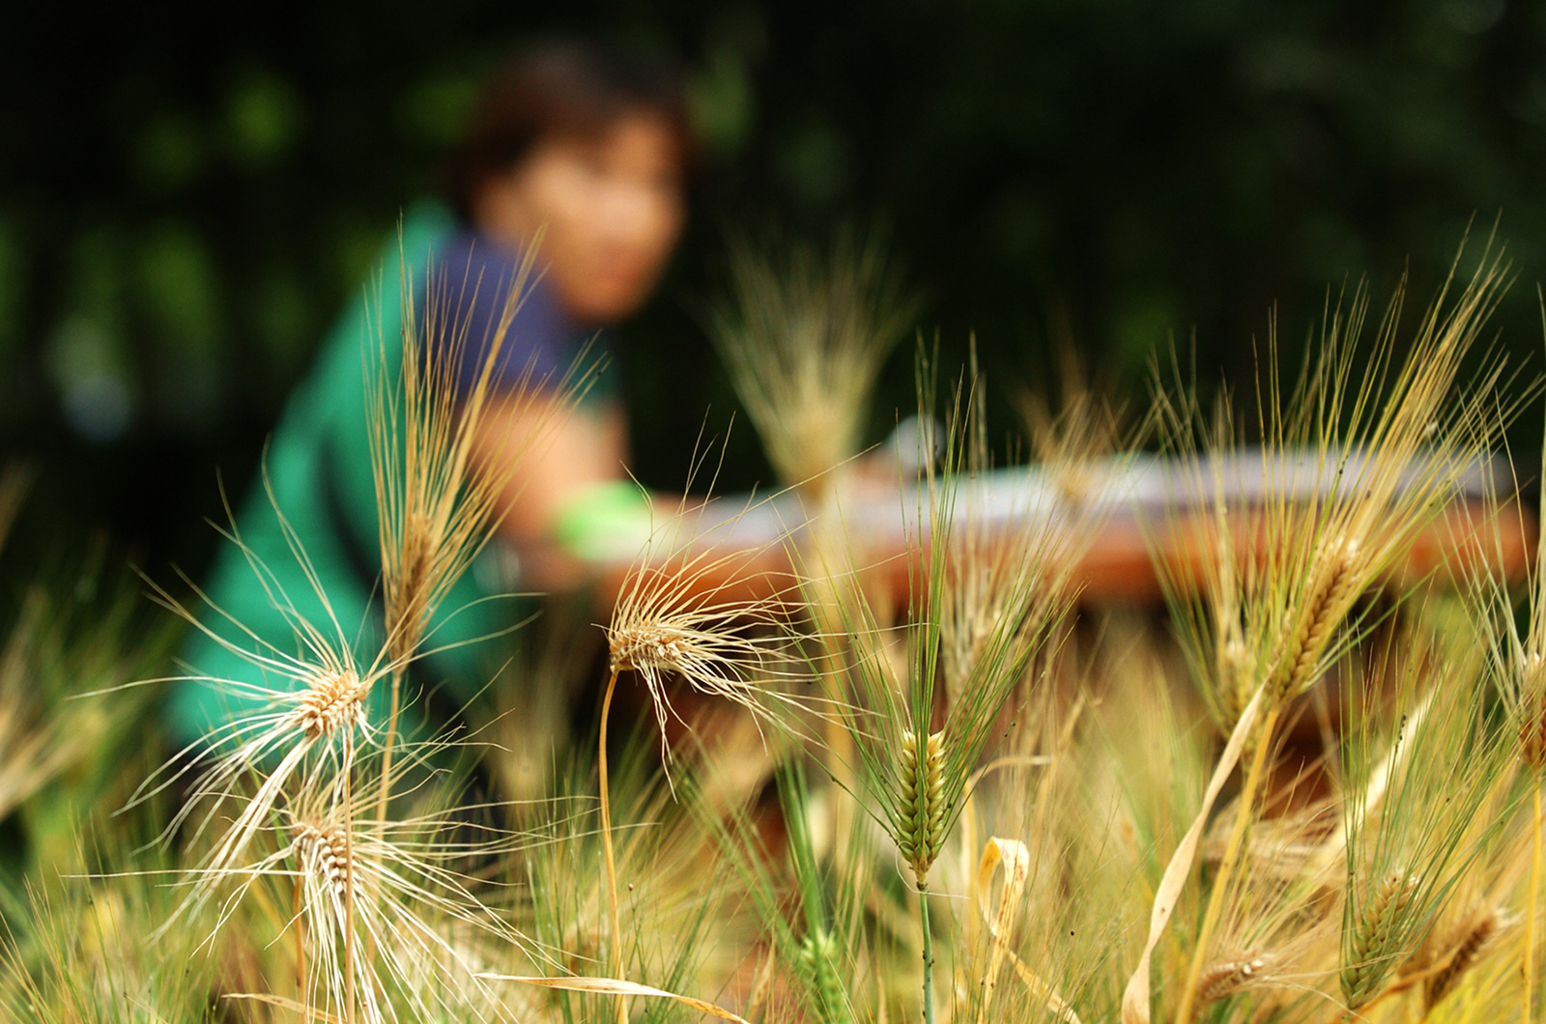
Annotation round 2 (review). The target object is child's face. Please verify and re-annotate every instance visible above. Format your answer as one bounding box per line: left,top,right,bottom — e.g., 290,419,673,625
477,111,685,325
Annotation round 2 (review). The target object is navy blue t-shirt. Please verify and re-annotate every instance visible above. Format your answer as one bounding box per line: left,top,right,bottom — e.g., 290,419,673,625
419,229,602,402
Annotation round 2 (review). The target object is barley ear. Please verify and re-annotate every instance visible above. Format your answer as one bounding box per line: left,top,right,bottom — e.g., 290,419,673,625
1424,907,1508,1011
1341,872,1420,1008
1195,952,1271,1008
1272,534,1362,702
1518,654,1546,768
897,729,948,881
797,928,850,1024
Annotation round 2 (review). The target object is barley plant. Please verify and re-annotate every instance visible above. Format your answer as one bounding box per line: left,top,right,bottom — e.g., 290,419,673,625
9,230,1546,1024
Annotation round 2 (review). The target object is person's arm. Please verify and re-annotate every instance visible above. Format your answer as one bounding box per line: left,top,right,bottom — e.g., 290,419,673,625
472,392,631,582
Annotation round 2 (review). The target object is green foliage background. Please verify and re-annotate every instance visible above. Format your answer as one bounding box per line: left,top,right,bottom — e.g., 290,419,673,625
2,0,1545,575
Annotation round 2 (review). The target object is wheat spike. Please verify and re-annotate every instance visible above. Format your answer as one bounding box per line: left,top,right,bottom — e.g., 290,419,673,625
1425,907,1509,1010
1273,533,1361,702
1517,653,1546,770
897,729,947,880
1343,872,1419,1007
797,928,849,1024
291,665,370,741
1196,951,1272,1007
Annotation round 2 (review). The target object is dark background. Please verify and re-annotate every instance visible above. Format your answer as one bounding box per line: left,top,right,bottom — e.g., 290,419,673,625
3,0,1545,582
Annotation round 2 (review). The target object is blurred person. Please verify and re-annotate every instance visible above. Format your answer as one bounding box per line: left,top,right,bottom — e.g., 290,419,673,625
167,40,690,747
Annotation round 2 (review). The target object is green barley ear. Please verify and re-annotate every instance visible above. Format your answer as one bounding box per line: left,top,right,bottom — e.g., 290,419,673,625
788,345,1093,1024
897,729,947,879
1341,871,1421,1007
782,759,863,1024
798,927,849,1024
696,756,863,1024
1336,619,1513,1012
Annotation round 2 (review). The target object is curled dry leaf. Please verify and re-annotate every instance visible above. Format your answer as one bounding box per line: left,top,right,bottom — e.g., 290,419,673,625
974,836,1083,1024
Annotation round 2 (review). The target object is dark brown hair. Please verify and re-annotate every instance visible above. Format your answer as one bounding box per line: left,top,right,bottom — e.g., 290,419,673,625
443,39,693,223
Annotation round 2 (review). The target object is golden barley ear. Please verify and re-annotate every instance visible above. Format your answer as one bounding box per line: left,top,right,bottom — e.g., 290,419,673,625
604,427,818,756
1017,338,1132,508
1130,238,1518,1024
1342,872,1421,1008
368,225,584,671
1270,532,1363,703
227,752,541,1024
365,227,600,862
1423,906,1510,1010
1194,952,1272,1008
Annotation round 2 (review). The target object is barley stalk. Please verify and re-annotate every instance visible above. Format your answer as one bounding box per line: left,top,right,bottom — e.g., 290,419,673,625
293,871,307,999
1527,787,1541,1024
919,877,937,1024
342,734,357,1024
597,665,626,1024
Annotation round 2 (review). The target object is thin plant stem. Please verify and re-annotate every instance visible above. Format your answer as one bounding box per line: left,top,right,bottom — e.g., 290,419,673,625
366,667,404,970
821,658,856,877
598,665,626,1024
375,668,404,830
1529,780,1542,1024
920,877,935,1024
808,513,859,878
343,733,358,1024
294,875,307,1000
1174,703,1281,1023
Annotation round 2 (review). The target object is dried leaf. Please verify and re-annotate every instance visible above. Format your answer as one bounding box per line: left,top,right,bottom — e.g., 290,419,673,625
223,993,343,1022
478,973,751,1023
1121,688,1262,1024
976,836,1082,1024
